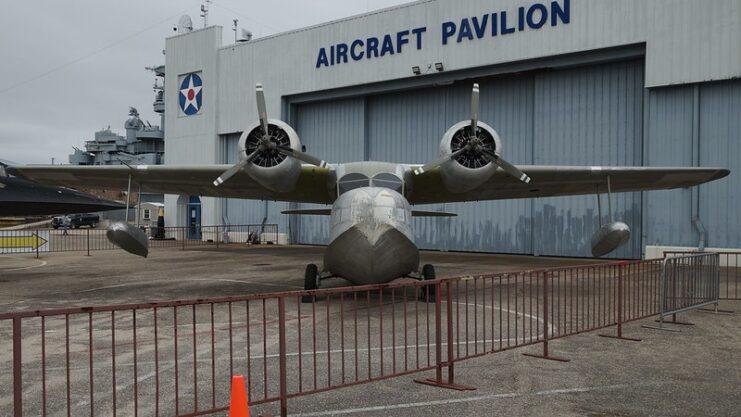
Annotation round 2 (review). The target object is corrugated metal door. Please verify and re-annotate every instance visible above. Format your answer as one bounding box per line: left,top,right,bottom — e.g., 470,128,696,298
292,60,645,258
698,80,741,249
292,97,365,245
532,60,645,258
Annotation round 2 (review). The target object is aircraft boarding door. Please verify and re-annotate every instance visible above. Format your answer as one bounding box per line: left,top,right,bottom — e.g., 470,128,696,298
187,196,202,240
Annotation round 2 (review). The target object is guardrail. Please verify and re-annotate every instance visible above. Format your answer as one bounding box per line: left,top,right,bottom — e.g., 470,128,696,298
663,251,740,300
0,224,279,255
0,257,722,417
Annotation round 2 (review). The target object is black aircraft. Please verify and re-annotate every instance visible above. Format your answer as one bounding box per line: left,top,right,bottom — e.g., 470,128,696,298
0,161,124,216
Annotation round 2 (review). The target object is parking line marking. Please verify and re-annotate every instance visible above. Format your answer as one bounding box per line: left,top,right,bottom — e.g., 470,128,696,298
290,383,664,416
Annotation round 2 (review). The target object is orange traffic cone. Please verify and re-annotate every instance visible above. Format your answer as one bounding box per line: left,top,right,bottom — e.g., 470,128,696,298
229,375,250,417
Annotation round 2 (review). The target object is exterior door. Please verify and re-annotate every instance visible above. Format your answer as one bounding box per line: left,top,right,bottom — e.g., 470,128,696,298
187,196,202,240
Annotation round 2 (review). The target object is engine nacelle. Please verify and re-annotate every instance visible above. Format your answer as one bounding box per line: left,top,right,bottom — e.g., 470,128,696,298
237,118,302,193
438,120,502,193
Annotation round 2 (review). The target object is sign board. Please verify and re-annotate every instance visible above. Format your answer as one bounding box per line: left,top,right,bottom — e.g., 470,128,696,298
0,230,50,254
315,0,570,68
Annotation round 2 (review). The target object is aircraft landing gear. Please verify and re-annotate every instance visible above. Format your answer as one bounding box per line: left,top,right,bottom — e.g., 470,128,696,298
419,264,436,303
302,264,320,303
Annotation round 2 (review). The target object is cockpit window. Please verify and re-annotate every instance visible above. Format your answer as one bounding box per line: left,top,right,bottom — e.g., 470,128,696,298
372,173,403,194
338,173,370,195
338,172,405,195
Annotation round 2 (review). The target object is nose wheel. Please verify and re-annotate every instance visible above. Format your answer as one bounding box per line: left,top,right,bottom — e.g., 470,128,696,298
302,263,320,303
419,264,436,302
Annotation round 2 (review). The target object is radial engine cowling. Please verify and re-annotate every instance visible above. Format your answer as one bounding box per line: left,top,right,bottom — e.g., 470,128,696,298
237,119,302,193
438,120,503,193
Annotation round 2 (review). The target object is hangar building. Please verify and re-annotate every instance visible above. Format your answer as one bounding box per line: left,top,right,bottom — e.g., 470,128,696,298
163,0,740,259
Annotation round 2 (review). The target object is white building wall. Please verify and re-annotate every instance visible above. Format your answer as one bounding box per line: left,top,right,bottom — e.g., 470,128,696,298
214,0,741,137
164,0,741,228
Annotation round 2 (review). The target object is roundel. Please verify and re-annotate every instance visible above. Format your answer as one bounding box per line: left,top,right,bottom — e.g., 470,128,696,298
179,73,203,115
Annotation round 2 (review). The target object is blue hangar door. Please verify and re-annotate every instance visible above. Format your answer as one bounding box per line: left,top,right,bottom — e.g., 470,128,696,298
187,196,202,240
292,60,645,258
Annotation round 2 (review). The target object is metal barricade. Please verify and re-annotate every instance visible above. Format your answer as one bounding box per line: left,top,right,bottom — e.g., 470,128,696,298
0,224,280,256
656,253,720,327
0,257,728,417
664,251,741,300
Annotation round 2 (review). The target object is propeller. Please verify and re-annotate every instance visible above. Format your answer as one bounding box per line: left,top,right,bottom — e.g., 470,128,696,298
482,150,531,184
256,83,269,137
213,84,327,187
212,148,261,186
471,83,479,135
414,83,531,184
413,148,466,175
276,146,328,168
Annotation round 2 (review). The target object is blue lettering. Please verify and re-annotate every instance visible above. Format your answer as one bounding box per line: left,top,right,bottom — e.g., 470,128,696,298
366,37,380,58
350,39,365,61
518,7,525,31
330,45,335,65
491,13,498,36
472,15,489,38
396,30,410,53
336,43,348,64
527,3,548,29
551,0,570,26
380,34,395,56
412,26,426,49
457,18,474,43
316,48,329,68
442,21,457,45
500,11,515,34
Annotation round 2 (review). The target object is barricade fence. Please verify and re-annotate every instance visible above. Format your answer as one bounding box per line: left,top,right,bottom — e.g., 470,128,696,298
0,224,279,255
0,257,723,417
663,251,740,300
659,253,720,323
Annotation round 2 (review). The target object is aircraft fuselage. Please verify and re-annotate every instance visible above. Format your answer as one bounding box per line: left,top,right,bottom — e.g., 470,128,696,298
324,186,419,285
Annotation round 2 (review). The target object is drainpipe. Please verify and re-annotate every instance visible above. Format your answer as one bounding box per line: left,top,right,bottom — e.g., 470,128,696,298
692,215,706,251
691,85,706,251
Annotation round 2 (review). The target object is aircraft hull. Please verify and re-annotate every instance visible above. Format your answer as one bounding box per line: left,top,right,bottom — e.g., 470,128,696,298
324,223,419,285
325,186,418,285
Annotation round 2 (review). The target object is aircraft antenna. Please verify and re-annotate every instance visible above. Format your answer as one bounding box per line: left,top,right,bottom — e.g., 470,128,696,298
200,0,212,28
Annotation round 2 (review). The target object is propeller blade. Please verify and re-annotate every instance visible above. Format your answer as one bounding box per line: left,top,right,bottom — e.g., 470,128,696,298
483,151,531,183
255,83,269,137
213,156,252,187
470,83,480,135
276,146,328,168
413,148,466,175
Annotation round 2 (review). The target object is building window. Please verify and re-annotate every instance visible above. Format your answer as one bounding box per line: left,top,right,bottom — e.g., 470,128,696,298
143,209,151,220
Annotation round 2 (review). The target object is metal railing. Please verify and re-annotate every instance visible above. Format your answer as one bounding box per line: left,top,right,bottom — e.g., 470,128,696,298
0,224,279,255
1,257,722,417
657,253,720,325
663,251,740,300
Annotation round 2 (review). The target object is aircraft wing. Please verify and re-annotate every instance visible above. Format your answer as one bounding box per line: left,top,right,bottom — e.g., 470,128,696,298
406,166,730,205
8,164,335,204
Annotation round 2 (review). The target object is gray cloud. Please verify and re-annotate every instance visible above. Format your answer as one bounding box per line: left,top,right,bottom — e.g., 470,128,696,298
0,0,407,164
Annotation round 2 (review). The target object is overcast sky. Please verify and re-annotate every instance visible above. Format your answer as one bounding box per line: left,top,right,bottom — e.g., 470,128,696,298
0,0,409,165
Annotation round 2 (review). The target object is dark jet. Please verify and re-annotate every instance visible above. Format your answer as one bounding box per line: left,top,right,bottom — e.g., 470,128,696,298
0,162,124,216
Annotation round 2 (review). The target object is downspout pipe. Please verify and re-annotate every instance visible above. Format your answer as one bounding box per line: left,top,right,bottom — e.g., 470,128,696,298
691,84,706,251
692,214,706,251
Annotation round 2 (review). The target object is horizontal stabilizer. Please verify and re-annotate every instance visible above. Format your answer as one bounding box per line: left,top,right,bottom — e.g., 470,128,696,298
282,209,332,216
411,210,457,217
